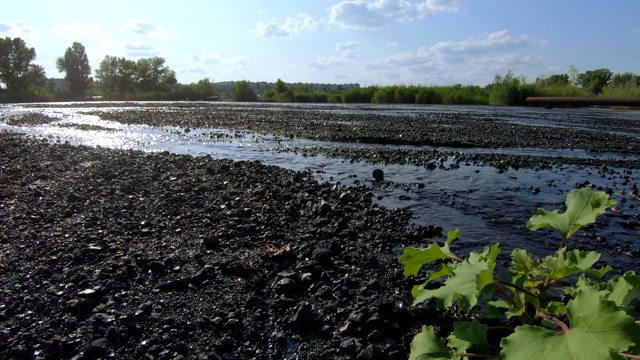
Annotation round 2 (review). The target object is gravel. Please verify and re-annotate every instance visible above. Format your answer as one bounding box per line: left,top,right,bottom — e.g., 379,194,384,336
0,131,444,359
2,102,639,359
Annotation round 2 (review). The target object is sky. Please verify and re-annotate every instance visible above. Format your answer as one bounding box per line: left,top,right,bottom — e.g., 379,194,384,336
2,0,640,87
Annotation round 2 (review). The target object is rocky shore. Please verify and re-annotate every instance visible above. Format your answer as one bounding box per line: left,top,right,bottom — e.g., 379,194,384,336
2,102,639,359
0,131,442,359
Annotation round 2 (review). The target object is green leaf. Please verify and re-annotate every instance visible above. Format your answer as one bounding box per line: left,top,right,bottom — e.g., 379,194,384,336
426,263,455,282
607,271,640,307
509,249,543,288
413,244,499,311
546,301,567,316
399,228,461,277
527,188,616,240
541,248,611,281
500,287,640,360
447,320,491,355
409,326,458,360
488,292,528,319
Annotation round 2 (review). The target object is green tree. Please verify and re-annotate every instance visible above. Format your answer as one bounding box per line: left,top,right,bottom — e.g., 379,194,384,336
174,78,218,100
536,74,570,88
94,56,137,97
610,72,640,87
136,57,177,92
263,78,294,102
601,72,640,98
231,80,258,102
56,42,92,96
94,55,119,94
116,58,137,96
576,68,613,95
0,37,46,92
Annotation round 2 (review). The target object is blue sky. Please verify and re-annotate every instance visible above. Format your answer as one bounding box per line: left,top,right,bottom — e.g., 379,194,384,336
2,0,639,86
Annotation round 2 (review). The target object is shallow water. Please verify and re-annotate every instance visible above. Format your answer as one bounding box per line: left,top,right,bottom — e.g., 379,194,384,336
2,102,639,271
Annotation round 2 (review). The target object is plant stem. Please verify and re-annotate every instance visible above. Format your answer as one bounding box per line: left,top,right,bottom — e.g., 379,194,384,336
495,279,538,299
619,353,640,360
491,282,516,307
456,353,500,359
537,313,569,333
487,326,514,332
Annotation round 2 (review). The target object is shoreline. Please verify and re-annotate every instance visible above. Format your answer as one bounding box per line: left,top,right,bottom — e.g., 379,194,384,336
0,132,432,359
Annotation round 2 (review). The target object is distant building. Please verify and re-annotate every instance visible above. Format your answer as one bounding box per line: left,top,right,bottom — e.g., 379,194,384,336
50,79,66,92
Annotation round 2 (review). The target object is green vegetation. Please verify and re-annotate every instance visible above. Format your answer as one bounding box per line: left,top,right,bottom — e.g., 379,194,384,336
231,80,258,102
1,35,639,104
0,37,50,102
399,188,640,359
56,42,92,99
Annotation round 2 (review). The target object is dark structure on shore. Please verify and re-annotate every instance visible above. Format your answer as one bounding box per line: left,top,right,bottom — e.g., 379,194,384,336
526,97,640,108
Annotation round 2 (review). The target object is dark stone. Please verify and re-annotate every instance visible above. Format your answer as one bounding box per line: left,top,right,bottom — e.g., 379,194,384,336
84,338,110,359
372,169,384,182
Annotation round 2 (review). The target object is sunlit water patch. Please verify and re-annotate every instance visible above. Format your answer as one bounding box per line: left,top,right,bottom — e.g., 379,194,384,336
1,103,639,272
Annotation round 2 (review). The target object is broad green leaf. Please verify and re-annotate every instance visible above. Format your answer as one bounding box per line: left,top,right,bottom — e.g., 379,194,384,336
527,188,616,240
607,271,640,307
500,287,640,360
479,302,503,319
447,320,491,355
488,293,528,319
509,249,542,288
399,228,461,277
409,326,458,360
510,249,541,277
447,227,461,244
427,263,455,282
541,248,611,280
413,244,499,311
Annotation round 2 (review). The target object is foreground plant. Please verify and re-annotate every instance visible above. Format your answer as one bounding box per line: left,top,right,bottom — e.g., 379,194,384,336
399,188,640,359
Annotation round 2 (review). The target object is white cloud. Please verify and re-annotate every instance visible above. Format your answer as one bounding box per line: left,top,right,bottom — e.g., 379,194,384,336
630,27,640,34
191,50,257,71
330,0,462,29
336,41,359,52
472,54,545,67
0,21,36,41
124,43,160,57
431,30,545,56
309,55,346,69
250,13,318,39
386,42,399,47
425,0,463,11
126,19,170,37
360,30,544,83
310,41,361,69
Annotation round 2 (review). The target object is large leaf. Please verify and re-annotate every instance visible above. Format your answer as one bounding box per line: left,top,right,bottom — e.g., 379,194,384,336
527,188,616,240
409,326,458,360
500,286,640,360
447,320,491,355
413,244,499,310
541,248,611,280
606,271,640,307
399,228,461,277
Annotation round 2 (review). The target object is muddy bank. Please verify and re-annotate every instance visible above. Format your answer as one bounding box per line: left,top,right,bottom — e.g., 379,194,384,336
0,132,445,359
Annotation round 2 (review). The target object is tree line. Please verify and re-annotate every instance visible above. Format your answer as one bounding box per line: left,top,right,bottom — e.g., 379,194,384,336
1,36,639,105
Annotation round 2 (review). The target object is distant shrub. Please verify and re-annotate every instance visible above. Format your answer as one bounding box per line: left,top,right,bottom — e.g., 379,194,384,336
488,71,538,106
341,86,378,103
232,80,258,102
0,86,53,103
600,83,640,98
